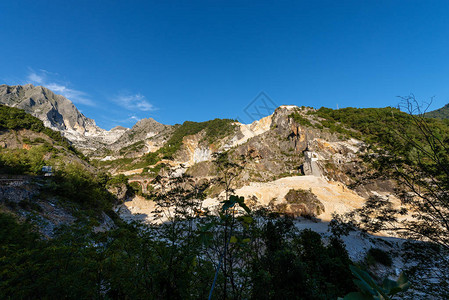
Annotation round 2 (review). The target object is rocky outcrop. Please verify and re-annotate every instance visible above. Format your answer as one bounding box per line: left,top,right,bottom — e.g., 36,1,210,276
271,105,298,131
0,84,128,152
225,115,272,149
0,84,100,134
283,188,325,217
109,118,171,151
0,177,36,203
107,183,129,202
303,151,323,177
176,132,213,166
0,176,78,238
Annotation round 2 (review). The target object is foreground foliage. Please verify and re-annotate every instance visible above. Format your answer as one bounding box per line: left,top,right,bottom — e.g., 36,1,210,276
0,147,356,299
323,98,449,298
0,210,357,299
340,265,410,300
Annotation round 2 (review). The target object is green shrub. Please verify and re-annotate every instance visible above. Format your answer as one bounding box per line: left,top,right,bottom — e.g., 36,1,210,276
0,105,86,160
312,107,449,161
160,118,236,159
107,174,128,185
366,247,392,267
288,112,313,127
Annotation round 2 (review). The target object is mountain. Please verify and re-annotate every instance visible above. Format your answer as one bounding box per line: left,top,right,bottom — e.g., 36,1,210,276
0,84,129,152
0,84,100,134
424,103,449,119
1,83,446,225
0,97,373,224
2,94,445,226
1,93,448,298
109,118,172,151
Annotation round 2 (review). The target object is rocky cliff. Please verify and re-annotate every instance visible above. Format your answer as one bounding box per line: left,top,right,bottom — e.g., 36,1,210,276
0,85,396,215
0,84,132,152
109,118,172,152
0,84,100,134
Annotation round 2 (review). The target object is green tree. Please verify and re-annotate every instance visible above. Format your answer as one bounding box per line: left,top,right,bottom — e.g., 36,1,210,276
346,96,449,297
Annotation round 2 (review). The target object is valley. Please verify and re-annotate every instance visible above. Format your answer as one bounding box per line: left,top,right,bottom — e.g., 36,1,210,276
1,85,449,298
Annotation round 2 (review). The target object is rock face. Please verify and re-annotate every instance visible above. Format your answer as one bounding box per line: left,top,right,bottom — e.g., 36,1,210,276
178,105,351,183
107,183,129,202
0,176,78,238
175,132,213,166
303,151,322,176
0,176,36,203
0,85,390,204
0,84,128,152
224,115,273,149
109,118,172,152
0,84,99,134
283,188,325,217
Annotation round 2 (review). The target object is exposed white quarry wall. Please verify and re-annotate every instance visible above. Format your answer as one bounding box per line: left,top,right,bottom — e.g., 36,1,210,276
193,147,212,164
63,126,127,145
278,105,298,110
225,114,273,149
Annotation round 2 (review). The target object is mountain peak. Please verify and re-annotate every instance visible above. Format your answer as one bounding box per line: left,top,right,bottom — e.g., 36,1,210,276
0,84,100,134
133,117,162,128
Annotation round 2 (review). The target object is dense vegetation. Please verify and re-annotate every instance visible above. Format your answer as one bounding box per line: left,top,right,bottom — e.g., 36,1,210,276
0,152,115,216
0,105,115,214
0,104,50,133
158,118,237,159
288,112,313,127
0,104,80,154
303,106,449,153
42,165,116,214
0,143,58,175
424,103,449,119
0,208,357,299
314,107,413,143
289,106,449,152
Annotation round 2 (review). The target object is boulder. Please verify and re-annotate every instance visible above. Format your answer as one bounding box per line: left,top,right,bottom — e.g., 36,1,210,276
283,188,325,217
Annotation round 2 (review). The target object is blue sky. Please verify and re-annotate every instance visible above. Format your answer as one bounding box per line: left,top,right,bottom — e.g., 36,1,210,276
1,1,449,129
